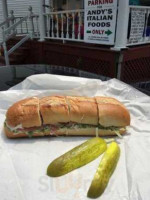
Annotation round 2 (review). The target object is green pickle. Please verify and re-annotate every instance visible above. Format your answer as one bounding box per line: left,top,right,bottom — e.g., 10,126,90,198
87,142,120,199
47,138,107,177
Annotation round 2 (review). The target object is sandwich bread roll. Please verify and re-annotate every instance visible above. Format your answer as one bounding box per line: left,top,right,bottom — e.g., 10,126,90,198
95,97,130,127
4,95,130,138
40,96,69,125
66,96,98,125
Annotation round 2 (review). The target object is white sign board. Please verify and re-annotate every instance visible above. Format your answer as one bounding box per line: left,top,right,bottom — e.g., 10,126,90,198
129,8,145,44
84,0,118,45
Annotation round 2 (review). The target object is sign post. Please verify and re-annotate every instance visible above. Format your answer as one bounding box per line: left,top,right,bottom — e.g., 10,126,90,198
84,0,118,45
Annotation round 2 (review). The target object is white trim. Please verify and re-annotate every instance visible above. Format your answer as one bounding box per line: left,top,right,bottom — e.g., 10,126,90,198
127,41,150,46
8,34,30,55
114,0,129,49
44,9,84,15
117,53,124,80
129,5,150,9
3,41,9,65
4,16,28,35
39,0,46,41
45,37,83,42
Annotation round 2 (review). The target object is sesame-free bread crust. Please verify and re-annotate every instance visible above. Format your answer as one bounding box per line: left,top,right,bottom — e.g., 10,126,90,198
95,97,130,127
6,97,42,128
67,96,98,125
4,95,130,138
40,96,70,125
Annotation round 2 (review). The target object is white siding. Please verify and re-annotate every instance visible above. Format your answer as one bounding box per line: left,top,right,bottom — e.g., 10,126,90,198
0,0,39,21
0,0,83,42
0,0,40,42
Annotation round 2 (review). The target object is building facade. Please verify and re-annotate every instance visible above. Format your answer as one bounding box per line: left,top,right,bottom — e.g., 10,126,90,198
53,0,84,11
0,0,150,83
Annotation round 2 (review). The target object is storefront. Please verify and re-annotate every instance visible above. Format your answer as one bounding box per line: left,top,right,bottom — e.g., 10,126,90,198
53,0,150,10
1,0,150,83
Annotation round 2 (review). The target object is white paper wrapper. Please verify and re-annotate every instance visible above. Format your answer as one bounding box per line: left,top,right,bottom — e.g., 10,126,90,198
0,74,150,200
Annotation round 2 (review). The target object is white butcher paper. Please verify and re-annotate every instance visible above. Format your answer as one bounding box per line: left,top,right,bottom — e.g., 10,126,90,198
0,74,150,200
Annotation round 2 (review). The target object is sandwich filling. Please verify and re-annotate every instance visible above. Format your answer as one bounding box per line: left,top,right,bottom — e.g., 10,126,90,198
5,121,125,137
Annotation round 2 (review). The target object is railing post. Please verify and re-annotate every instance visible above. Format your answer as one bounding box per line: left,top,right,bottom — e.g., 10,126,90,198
10,10,15,25
3,41,9,66
28,6,34,39
113,0,129,50
2,27,9,66
39,0,46,41
10,10,15,34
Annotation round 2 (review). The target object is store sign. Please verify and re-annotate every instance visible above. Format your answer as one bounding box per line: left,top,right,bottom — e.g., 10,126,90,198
129,8,145,44
84,0,118,45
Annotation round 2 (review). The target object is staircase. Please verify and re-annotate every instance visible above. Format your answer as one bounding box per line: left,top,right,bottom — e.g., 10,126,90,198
0,37,31,66
0,7,39,66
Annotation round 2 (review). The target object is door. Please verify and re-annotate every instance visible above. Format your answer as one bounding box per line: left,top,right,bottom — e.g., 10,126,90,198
68,0,83,10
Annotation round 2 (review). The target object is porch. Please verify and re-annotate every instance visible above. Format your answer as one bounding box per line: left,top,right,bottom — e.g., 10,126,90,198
0,0,150,83
1,0,150,47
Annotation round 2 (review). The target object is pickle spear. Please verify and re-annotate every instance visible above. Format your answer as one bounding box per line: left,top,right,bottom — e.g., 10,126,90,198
87,142,120,199
47,138,107,177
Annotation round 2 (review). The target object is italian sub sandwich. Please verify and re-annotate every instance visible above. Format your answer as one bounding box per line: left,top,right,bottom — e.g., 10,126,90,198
4,96,130,138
